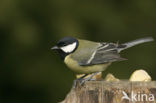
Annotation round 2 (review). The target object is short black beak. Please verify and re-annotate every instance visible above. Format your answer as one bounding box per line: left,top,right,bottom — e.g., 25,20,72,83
51,46,59,50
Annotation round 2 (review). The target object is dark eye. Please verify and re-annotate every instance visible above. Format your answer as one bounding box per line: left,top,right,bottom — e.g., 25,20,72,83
62,44,66,46
58,42,67,47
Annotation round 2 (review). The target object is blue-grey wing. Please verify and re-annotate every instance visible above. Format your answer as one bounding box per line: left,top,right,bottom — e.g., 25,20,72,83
79,43,126,66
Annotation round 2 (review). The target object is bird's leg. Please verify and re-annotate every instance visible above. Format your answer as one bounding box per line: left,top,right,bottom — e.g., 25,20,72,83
80,72,100,86
73,74,88,88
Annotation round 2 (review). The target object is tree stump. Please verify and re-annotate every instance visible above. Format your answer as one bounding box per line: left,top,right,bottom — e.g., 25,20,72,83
60,81,156,103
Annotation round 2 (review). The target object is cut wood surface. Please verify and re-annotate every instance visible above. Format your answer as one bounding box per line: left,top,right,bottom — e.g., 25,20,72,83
60,81,156,103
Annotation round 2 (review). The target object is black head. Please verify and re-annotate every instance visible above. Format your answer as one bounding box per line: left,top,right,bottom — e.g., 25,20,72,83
51,37,79,60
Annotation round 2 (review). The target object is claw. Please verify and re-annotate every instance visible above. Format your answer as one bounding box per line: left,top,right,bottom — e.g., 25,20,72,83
72,80,77,88
72,74,88,88
79,79,86,86
72,72,100,88
73,78,87,88
79,76,94,86
73,79,81,88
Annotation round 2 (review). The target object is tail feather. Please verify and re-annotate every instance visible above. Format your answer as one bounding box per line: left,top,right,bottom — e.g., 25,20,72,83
118,37,154,52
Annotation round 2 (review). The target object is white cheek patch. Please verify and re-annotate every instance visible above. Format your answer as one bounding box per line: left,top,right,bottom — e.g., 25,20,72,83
61,42,77,53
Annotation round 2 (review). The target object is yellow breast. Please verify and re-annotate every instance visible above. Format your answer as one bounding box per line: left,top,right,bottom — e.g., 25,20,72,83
64,55,111,74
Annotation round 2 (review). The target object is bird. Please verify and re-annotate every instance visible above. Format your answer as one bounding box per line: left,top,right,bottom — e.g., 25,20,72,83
51,36,154,87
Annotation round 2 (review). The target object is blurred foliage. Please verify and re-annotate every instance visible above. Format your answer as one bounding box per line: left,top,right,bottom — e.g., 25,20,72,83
0,0,156,103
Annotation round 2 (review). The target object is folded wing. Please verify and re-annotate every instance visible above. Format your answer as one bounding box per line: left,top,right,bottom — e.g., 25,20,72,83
79,43,126,66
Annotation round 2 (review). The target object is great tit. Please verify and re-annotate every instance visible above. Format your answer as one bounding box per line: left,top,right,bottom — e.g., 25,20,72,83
51,37,154,86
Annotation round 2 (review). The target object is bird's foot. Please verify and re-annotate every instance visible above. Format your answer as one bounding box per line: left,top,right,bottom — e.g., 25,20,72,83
72,72,99,88
73,79,79,88
72,74,88,88
73,78,87,88
79,78,93,86
79,75,96,86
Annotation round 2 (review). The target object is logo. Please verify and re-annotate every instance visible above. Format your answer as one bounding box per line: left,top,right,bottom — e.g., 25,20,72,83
122,91,155,102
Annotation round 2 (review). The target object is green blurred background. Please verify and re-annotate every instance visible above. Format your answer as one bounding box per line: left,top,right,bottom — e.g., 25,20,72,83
0,0,156,103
